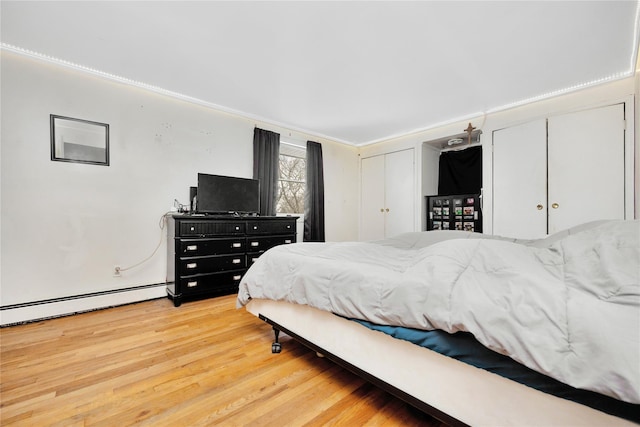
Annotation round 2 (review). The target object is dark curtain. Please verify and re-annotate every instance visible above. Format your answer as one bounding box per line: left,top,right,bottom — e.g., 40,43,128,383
438,146,482,195
253,128,280,216
304,141,325,242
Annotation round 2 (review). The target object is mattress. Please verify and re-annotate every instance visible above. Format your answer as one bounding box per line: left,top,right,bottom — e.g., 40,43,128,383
351,319,640,423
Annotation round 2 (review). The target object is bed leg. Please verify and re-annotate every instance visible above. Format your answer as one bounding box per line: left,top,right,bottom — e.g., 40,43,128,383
271,327,282,354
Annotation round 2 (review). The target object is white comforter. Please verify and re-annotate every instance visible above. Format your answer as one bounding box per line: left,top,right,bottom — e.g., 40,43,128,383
237,220,640,404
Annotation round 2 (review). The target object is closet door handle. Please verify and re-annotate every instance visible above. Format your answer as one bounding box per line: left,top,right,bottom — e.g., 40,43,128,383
537,204,544,210
552,203,559,209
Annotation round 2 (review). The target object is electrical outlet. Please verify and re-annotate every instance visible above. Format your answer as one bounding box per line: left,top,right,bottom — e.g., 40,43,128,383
113,265,122,277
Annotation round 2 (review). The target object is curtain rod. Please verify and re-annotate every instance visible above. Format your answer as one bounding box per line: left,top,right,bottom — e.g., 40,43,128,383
281,140,306,148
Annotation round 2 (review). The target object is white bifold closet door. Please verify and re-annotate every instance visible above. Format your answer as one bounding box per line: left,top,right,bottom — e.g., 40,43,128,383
493,119,547,239
492,103,626,239
547,103,625,234
360,154,386,241
384,149,415,238
360,149,415,241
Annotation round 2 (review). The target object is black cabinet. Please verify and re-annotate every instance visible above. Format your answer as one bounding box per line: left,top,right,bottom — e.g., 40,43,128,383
426,194,483,233
166,215,297,306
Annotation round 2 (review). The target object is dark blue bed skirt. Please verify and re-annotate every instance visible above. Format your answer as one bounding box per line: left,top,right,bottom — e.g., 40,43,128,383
351,319,640,423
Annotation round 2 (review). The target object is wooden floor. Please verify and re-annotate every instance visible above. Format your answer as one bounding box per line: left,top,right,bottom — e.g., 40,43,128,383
1,295,447,426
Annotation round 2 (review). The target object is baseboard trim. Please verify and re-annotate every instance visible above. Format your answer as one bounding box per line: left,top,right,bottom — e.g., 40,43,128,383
0,283,167,326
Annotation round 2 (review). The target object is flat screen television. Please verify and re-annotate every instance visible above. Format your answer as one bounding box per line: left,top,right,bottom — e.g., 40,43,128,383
196,173,260,215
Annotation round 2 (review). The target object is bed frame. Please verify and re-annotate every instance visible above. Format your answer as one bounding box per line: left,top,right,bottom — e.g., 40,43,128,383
245,298,637,427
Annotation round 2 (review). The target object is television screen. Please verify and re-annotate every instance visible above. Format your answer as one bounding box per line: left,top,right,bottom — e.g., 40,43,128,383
196,173,260,214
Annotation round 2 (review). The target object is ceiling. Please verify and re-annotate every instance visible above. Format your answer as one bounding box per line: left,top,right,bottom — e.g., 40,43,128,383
2,1,639,146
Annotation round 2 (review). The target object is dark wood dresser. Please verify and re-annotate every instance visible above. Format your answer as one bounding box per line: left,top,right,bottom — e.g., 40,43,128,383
166,214,297,306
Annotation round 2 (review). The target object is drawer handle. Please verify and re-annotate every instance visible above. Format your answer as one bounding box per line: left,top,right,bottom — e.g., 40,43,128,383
253,226,258,230
233,275,242,281
286,225,291,229
251,241,259,247
284,239,292,244
232,242,242,248
235,226,240,230
232,258,242,264
190,226,195,231
251,257,259,263
187,281,198,288
186,262,197,269
186,245,198,251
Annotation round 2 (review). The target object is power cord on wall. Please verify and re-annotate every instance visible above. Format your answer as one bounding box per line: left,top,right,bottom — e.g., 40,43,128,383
115,211,173,276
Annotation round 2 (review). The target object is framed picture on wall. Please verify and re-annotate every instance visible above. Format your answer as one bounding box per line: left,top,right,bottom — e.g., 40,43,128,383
50,115,109,166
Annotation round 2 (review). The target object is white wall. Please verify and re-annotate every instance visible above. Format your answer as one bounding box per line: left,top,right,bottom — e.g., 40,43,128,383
636,62,640,219
0,51,358,323
2,48,635,324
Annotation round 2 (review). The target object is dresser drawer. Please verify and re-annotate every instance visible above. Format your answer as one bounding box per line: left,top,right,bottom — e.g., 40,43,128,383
179,221,245,237
246,219,296,235
179,271,244,295
179,254,246,275
178,238,245,256
247,234,295,253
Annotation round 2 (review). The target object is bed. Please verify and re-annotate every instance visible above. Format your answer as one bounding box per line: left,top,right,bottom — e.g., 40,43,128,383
237,220,640,426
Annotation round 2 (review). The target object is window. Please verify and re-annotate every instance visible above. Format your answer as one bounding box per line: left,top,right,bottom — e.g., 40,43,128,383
277,143,306,214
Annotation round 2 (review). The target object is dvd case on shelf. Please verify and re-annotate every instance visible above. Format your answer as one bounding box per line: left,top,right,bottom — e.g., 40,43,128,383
426,194,482,233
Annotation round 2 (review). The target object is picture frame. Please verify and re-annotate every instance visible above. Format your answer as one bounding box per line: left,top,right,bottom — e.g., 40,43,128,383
50,115,109,166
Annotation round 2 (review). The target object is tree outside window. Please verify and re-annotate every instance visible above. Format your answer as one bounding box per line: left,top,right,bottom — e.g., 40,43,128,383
277,143,306,214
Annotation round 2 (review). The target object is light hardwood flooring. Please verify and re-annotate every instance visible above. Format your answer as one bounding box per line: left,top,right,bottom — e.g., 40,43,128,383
1,295,447,426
